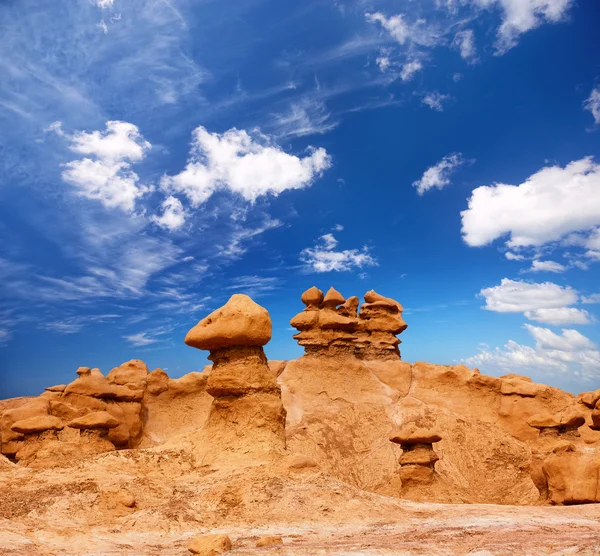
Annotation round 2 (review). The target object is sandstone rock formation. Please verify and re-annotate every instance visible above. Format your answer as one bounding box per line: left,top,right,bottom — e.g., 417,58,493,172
390,426,442,487
290,287,407,359
1,285,599,527
184,294,286,461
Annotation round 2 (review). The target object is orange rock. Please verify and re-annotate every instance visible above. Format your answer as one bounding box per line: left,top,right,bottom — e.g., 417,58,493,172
500,378,540,397
188,534,232,555
301,286,324,308
68,411,120,430
256,535,283,547
147,368,169,395
543,451,600,504
338,296,359,317
45,385,66,393
11,415,64,434
106,360,148,387
527,413,560,429
322,287,345,309
185,294,272,350
390,429,442,444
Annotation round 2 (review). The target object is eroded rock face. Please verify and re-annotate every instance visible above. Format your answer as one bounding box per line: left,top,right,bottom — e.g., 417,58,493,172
543,448,600,504
2,285,600,510
290,287,407,359
1,360,154,466
185,294,286,460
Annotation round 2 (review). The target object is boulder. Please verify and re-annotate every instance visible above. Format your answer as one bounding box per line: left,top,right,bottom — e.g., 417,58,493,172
45,385,66,393
185,294,272,351
543,451,600,504
188,534,232,555
256,535,283,547
147,368,170,395
301,286,324,308
11,415,64,434
68,411,120,430
322,286,345,308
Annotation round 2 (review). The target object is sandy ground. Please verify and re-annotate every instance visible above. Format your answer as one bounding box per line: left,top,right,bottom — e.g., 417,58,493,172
2,502,600,555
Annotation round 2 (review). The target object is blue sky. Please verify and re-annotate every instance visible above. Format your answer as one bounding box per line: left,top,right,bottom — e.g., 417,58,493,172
1,0,600,398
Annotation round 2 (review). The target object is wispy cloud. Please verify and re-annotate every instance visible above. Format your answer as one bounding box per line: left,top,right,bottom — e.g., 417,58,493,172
225,276,282,298
270,99,338,138
584,87,600,126
123,325,174,347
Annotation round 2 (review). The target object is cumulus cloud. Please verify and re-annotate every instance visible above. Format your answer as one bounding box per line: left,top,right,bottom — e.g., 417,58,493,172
581,293,600,304
400,60,423,82
300,233,377,273
376,55,391,72
584,87,600,125
152,196,187,231
453,29,478,62
479,278,591,325
162,127,331,207
421,92,450,111
461,158,600,250
61,121,152,212
524,307,592,326
472,0,574,52
464,324,600,379
413,153,465,195
528,259,566,273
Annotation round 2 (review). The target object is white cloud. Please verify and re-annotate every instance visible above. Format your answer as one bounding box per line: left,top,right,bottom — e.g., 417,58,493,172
215,216,282,260
581,293,600,304
152,196,187,231
61,121,152,212
421,91,450,111
525,307,591,326
162,126,331,207
124,325,173,347
225,275,281,298
461,157,600,249
472,0,574,52
584,87,600,125
365,12,439,48
464,324,600,380
271,99,338,138
376,56,391,72
505,252,526,261
400,60,423,82
300,233,377,273
96,0,115,8
480,278,578,313
479,278,592,325
366,12,411,45
528,259,566,273
413,153,465,195
453,29,478,62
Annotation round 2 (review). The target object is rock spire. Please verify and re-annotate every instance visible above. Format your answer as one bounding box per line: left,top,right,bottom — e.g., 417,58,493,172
290,287,407,359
